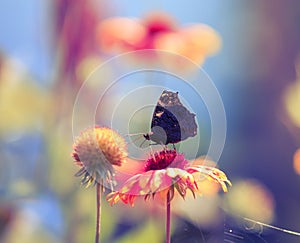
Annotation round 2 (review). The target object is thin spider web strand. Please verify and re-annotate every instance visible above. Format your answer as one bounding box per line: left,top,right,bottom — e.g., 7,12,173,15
243,217,300,237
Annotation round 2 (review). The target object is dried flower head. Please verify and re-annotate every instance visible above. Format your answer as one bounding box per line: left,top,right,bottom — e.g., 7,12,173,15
107,149,231,206
72,126,127,188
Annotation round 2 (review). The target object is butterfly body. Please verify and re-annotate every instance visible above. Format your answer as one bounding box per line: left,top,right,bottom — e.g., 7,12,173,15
144,90,197,145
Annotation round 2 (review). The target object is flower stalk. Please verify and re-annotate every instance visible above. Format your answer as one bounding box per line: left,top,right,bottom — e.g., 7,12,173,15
166,190,171,243
72,126,127,243
107,149,231,241
95,183,102,243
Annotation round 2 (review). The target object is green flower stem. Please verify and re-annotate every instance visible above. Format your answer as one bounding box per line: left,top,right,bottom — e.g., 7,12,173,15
95,183,102,243
166,190,171,243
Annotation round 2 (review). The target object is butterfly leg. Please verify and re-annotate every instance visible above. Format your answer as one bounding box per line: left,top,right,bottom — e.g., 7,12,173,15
172,143,176,150
149,146,157,162
139,138,148,148
149,142,159,146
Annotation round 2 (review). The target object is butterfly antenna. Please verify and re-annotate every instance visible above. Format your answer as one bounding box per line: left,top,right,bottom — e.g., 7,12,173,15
123,132,145,137
139,138,149,148
172,143,176,151
126,134,144,146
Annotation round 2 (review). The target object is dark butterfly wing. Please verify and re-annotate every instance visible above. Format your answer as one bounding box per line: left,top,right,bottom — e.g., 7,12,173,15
147,90,197,145
150,104,181,144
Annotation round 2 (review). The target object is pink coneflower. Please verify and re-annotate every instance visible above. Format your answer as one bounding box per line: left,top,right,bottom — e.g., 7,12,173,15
107,149,231,243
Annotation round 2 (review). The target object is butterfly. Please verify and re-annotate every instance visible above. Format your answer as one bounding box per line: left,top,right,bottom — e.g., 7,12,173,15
144,90,197,145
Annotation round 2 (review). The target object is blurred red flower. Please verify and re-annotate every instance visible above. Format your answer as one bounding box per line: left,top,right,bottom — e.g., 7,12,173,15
97,11,221,65
54,0,108,87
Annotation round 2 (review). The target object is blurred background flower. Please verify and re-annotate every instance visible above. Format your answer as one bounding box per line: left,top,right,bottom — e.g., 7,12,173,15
0,56,51,133
225,179,275,223
97,11,221,65
1,0,300,242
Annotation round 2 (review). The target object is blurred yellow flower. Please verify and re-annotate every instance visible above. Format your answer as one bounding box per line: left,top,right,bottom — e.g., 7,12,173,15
284,79,300,128
72,126,128,188
0,58,51,133
283,56,300,128
225,179,274,223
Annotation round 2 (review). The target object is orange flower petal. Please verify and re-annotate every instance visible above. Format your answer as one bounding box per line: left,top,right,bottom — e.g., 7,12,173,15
293,148,300,175
97,17,146,53
187,165,231,192
180,24,222,56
